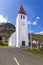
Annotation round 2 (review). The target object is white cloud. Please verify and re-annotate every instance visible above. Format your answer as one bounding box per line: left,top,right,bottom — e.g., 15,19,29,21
28,21,37,25
32,21,37,25
35,31,43,34
36,17,40,20
0,14,11,23
28,16,40,25
8,21,11,23
0,14,8,23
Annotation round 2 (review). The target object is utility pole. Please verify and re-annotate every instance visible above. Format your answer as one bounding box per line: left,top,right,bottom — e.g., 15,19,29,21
30,21,32,49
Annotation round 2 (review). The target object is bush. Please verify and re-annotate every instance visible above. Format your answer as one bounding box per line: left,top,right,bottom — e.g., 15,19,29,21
32,44,37,48
0,40,8,46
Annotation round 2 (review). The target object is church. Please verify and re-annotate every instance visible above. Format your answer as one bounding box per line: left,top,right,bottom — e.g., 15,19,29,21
8,6,29,47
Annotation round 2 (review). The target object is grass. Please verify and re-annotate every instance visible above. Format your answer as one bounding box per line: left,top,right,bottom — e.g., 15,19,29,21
0,46,8,48
28,48,43,58
0,40,8,48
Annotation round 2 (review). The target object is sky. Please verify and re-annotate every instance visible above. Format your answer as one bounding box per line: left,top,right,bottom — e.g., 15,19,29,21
0,0,43,33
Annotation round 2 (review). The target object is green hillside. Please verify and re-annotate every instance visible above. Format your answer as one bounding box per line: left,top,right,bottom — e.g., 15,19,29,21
29,34,43,43
0,23,16,38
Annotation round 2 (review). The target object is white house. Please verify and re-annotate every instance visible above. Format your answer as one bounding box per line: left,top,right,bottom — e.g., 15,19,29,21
8,5,29,47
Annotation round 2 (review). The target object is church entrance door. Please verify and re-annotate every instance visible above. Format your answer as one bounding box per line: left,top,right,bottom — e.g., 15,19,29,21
22,41,25,46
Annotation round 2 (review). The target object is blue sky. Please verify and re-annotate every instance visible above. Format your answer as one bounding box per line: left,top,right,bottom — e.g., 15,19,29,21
0,0,43,33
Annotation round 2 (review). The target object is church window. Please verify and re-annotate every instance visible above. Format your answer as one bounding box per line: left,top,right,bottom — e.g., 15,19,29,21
21,15,25,19
23,16,25,19
21,15,22,19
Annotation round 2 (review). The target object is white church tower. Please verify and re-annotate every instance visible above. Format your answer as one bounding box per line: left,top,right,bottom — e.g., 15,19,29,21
16,6,29,47
8,5,29,48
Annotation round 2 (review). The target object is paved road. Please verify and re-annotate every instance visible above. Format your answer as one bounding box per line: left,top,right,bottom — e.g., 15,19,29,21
0,48,43,65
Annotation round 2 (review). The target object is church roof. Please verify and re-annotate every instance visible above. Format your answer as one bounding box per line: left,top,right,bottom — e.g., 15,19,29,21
19,5,26,15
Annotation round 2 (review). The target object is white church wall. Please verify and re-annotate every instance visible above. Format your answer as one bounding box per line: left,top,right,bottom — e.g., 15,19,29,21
8,32,16,47
21,23,29,46
16,14,29,47
16,15,21,47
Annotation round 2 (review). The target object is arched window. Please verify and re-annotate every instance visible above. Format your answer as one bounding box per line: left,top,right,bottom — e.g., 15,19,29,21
21,15,22,19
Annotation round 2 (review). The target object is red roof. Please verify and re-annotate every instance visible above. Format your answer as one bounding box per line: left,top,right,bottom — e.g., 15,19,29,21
19,5,26,15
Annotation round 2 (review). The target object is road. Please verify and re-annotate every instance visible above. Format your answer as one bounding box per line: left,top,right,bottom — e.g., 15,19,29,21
0,48,43,65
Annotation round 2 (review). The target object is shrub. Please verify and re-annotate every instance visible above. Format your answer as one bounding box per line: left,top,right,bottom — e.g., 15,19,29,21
0,40,3,45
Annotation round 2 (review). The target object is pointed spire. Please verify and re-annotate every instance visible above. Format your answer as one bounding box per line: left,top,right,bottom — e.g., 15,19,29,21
19,5,26,15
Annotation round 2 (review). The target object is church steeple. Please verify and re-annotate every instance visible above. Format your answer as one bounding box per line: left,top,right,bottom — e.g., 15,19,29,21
19,5,26,15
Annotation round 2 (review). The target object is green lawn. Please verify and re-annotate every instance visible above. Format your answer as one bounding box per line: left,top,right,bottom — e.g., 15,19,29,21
28,48,43,58
0,46,8,48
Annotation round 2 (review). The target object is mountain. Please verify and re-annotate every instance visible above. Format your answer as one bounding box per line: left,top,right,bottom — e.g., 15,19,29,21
0,23,16,37
29,34,43,43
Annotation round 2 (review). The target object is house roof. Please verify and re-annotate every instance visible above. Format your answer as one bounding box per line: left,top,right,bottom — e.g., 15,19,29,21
19,5,26,15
